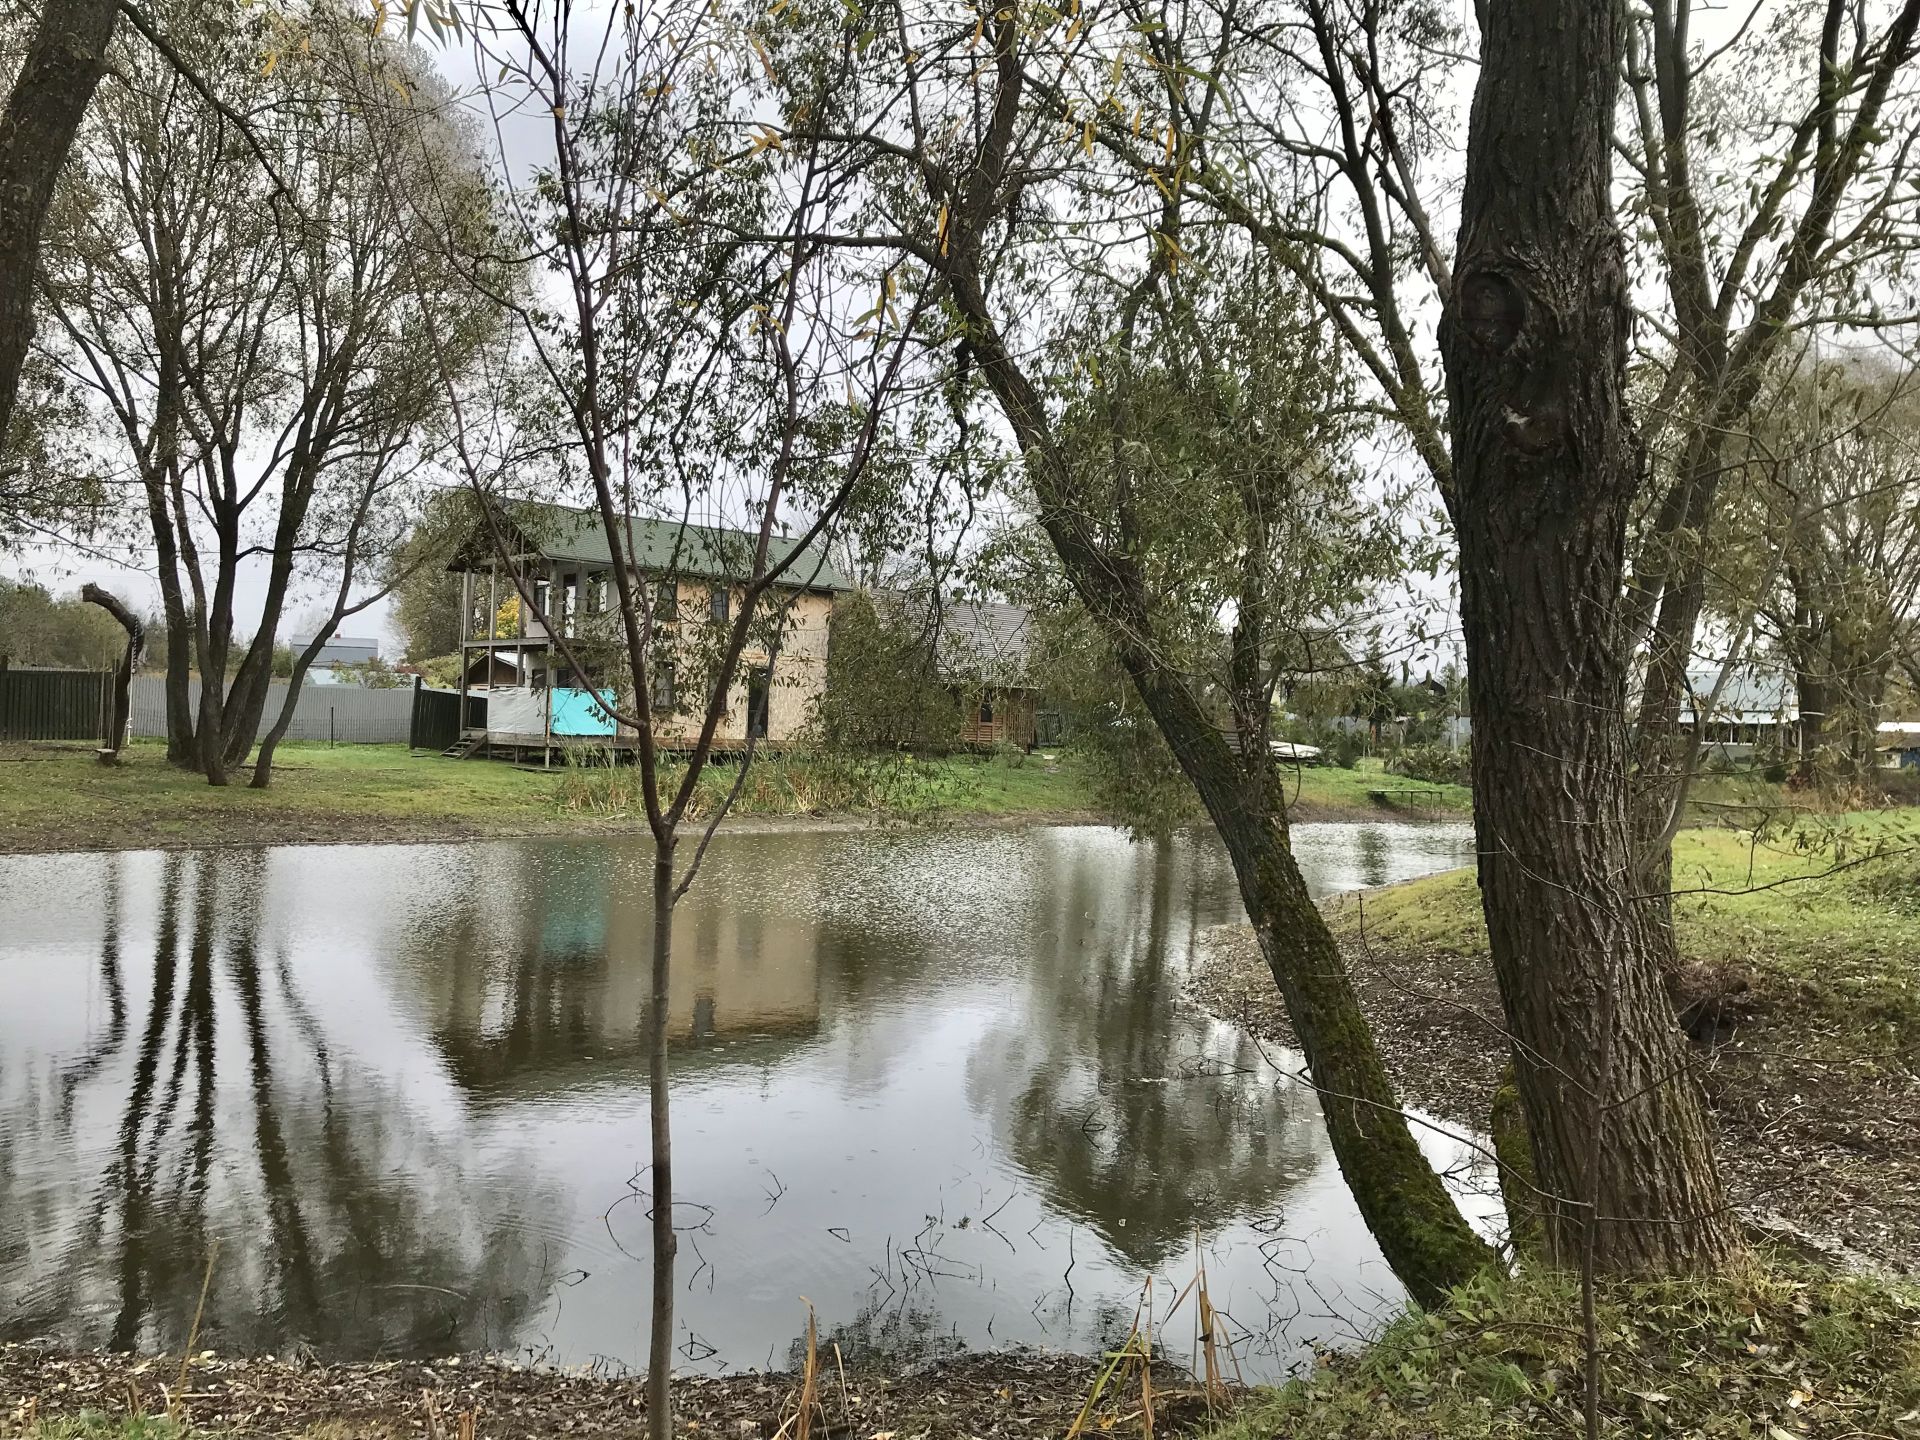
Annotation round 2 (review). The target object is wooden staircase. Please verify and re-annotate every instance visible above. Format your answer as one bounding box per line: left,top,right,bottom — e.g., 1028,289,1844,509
440,734,487,760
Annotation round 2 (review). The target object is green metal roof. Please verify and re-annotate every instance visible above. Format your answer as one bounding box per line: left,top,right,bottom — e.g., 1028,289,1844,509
511,502,853,592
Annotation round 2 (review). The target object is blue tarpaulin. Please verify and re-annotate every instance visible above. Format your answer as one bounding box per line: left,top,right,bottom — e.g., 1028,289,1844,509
550,686,618,737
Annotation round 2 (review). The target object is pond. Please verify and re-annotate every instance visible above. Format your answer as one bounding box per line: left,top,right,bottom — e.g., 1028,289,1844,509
0,821,1490,1383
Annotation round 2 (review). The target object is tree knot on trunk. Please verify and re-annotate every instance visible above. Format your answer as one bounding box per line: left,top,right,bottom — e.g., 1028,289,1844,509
1458,268,1527,354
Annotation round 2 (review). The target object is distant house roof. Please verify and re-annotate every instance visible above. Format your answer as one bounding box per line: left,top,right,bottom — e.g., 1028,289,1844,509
1680,668,1796,725
878,592,1038,686
935,599,1035,684
459,501,853,593
291,635,379,665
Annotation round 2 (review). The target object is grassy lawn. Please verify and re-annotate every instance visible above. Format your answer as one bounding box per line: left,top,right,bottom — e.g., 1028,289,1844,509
1332,810,1920,1050
0,740,1107,853
0,742,1472,854
1280,754,1472,815
0,740,571,851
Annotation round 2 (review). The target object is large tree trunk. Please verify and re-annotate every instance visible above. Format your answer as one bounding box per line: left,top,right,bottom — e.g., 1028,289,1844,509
81,582,144,760
1439,0,1738,1273
0,0,118,451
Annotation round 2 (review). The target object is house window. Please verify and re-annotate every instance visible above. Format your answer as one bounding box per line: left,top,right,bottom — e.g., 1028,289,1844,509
710,585,731,626
650,662,676,713
652,579,678,622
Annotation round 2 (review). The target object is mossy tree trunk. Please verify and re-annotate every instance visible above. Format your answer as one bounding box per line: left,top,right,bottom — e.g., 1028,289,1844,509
917,17,1497,1305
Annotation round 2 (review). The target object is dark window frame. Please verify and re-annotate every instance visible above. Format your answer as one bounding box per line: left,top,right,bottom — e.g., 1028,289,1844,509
710,584,731,626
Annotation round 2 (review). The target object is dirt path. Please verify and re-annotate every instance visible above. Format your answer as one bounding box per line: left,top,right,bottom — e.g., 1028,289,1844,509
0,1343,1224,1439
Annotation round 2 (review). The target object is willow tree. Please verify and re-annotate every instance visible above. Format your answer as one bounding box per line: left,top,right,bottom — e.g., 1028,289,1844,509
757,0,1495,1301
39,0,492,782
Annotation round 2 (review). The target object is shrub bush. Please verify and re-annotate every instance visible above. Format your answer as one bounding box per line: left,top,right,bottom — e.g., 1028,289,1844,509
1385,741,1471,787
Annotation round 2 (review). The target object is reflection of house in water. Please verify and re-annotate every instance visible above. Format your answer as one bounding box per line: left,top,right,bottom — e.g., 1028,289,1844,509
408,844,825,1096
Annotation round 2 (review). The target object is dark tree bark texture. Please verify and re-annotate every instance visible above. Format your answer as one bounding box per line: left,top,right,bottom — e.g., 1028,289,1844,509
1438,0,1738,1272
0,0,118,450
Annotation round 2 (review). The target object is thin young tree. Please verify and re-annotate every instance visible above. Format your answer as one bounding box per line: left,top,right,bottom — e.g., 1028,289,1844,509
401,6,944,1432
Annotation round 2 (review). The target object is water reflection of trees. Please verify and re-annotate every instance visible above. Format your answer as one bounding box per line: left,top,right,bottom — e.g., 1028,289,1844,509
0,851,558,1358
966,834,1326,1269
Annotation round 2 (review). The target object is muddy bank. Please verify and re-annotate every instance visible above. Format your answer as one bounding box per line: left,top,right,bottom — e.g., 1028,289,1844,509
0,1342,1228,1439
1187,915,1920,1273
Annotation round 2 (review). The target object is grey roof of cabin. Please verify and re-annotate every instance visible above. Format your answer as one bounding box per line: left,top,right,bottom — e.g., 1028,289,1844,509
1681,668,1797,724
936,599,1035,679
879,592,1038,685
494,502,853,592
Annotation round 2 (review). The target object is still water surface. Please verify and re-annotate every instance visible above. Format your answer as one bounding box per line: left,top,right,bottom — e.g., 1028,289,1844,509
0,822,1487,1381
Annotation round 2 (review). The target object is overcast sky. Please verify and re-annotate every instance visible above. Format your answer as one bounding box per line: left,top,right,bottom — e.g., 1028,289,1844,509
0,1,1815,675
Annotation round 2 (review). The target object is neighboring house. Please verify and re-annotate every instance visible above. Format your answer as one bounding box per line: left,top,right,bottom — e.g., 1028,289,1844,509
934,598,1045,748
449,502,851,755
1678,667,1798,755
1879,721,1920,769
876,592,1054,749
291,635,379,667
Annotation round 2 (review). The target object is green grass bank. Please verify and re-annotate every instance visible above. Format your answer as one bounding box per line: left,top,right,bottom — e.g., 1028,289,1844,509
0,743,1463,854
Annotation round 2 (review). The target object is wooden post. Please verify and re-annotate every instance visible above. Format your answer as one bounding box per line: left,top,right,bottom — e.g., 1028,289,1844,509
457,570,472,743
542,559,558,768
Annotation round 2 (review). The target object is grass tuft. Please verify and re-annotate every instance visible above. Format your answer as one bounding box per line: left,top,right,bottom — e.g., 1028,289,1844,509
1205,1260,1920,1440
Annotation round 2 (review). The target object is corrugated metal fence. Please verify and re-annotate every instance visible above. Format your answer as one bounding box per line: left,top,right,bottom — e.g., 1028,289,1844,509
0,664,114,742
129,676,420,745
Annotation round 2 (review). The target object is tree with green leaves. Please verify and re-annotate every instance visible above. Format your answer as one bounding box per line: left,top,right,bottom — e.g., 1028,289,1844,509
755,0,1491,1291
37,0,495,784
1709,360,1920,782
0,576,128,667
392,5,954,1432
815,589,966,753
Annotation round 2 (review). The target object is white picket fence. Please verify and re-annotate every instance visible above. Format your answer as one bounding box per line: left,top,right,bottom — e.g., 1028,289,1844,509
129,676,417,745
